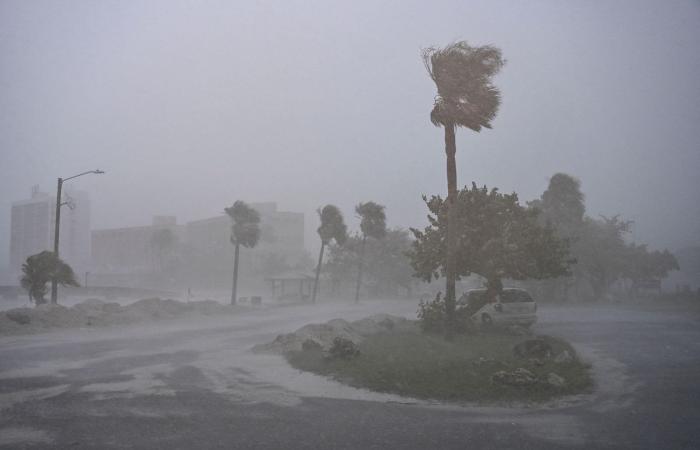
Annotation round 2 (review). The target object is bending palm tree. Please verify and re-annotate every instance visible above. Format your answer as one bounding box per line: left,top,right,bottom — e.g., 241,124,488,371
225,201,261,305
354,201,386,303
313,205,347,304
20,251,79,305
422,41,505,337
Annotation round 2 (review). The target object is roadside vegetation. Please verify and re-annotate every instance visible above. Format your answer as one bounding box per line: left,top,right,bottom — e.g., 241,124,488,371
286,326,592,404
20,251,79,305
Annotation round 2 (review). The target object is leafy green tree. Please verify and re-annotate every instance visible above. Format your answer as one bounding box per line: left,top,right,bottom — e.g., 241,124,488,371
354,202,387,302
528,173,586,301
20,251,79,305
422,41,505,337
225,201,261,305
530,173,679,302
575,215,632,300
326,228,415,298
530,173,585,237
408,183,572,308
622,244,679,296
313,205,347,303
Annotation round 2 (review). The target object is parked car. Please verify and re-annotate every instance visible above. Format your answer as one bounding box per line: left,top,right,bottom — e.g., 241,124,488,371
457,288,537,328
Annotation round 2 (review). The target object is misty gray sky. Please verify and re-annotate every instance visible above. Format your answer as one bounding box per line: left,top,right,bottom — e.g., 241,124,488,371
1,0,699,266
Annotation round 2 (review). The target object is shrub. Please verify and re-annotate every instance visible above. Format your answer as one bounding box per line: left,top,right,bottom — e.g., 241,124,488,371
328,337,360,360
6,309,31,325
301,339,323,352
417,292,475,335
417,292,445,333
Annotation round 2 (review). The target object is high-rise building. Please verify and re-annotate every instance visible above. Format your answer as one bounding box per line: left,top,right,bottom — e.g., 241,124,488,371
9,186,91,276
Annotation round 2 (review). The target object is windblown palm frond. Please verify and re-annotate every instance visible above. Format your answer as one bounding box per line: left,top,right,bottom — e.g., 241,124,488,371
356,201,387,240
317,205,347,246
225,201,261,248
20,251,78,304
422,41,505,131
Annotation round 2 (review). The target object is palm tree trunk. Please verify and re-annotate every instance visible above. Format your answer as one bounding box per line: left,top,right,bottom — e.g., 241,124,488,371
231,243,240,305
312,242,325,304
444,122,458,339
354,235,367,303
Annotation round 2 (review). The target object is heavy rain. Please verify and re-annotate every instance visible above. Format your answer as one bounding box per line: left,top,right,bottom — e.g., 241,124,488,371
1,1,699,449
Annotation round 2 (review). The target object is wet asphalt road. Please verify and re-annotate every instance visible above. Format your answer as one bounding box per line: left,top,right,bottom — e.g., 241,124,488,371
1,300,699,449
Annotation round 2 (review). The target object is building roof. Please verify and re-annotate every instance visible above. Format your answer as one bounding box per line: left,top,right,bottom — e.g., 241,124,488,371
265,271,315,281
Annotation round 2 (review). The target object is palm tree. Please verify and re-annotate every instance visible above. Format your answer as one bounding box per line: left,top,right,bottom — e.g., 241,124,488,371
225,201,261,305
422,41,505,337
312,205,347,304
354,201,386,303
20,251,79,305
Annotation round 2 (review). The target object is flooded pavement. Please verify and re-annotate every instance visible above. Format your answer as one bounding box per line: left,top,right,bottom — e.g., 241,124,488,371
1,300,699,449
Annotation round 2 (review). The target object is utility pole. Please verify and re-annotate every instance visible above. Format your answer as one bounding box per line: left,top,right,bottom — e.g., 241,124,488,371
50,170,104,304
50,177,63,304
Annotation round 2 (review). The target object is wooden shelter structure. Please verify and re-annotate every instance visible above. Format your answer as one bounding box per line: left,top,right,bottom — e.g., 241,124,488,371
265,271,315,301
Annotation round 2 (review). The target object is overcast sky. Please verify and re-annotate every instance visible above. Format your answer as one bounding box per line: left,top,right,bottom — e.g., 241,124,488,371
1,0,699,267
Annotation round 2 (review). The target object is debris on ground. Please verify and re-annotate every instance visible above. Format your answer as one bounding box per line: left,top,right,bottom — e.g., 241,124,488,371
0,298,241,336
253,314,414,354
545,372,567,387
512,338,553,359
491,368,538,386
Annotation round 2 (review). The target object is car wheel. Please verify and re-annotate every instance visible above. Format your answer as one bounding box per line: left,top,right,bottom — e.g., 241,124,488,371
481,313,493,326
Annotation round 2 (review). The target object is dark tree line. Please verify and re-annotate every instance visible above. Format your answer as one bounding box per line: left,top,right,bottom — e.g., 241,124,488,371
528,173,679,301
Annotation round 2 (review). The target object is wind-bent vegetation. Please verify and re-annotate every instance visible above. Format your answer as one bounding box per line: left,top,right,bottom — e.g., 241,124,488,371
408,183,573,306
225,201,261,305
312,205,348,303
354,202,387,302
422,41,505,337
326,228,415,298
20,251,79,305
528,173,680,302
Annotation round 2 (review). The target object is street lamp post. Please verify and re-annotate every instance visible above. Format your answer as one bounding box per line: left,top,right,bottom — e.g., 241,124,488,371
51,170,104,304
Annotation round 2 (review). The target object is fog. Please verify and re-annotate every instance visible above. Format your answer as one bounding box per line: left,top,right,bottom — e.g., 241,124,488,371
1,2,700,448
1,0,699,266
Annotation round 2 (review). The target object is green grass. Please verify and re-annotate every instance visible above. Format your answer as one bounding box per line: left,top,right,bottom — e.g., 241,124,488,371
286,330,593,403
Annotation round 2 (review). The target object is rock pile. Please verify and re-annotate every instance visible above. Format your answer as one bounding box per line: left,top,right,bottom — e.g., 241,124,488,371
490,368,568,388
253,314,413,354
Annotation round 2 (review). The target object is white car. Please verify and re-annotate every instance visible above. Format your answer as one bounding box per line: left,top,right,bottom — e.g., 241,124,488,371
457,288,538,328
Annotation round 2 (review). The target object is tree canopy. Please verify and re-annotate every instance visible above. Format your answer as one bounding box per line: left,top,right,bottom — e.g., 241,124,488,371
225,201,261,248
408,183,572,294
530,173,585,236
20,251,79,305
326,228,415,297
529,173,680,301
317,205,348,246
422,41,505,131
356,202,387,240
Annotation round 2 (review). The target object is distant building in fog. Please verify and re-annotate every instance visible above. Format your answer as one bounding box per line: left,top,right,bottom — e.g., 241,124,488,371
9,186,91,276
186,202,304,265
91,216,183,273
90,203,305,288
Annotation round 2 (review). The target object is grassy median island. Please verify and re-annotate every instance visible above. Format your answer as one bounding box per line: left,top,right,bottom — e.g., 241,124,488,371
286,329,593,403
